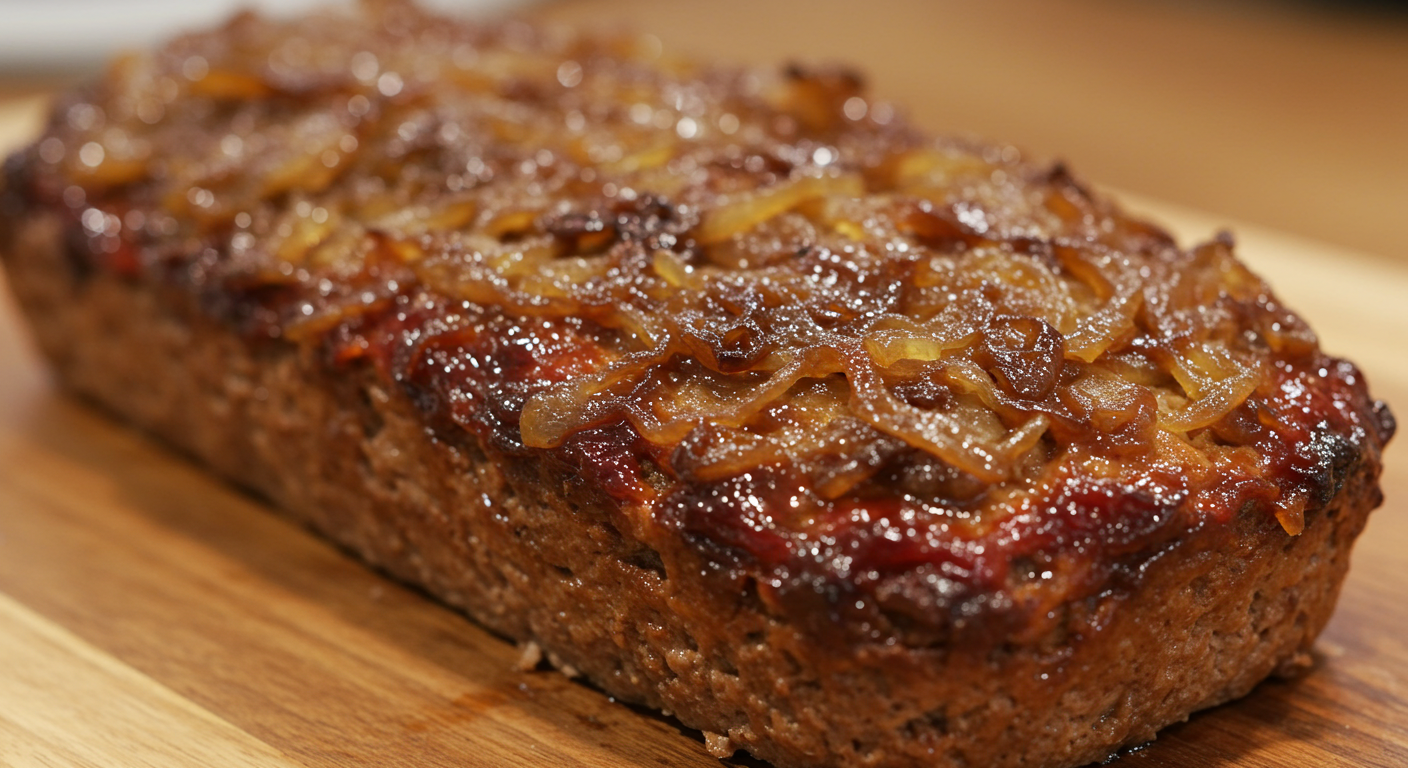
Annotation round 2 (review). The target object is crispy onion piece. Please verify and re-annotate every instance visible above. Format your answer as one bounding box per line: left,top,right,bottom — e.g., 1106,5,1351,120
673,412,884,491
521,345,829,450
935,358,1052,459
1058,245,1146,362
520,350,665,448
696,172,865,245
863,314,978,368
1161,341,1263,432
842,348,1008,483
413,252,582,317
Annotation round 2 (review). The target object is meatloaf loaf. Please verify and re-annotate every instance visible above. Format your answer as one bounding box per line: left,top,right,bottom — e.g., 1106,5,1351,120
0,3,1395,767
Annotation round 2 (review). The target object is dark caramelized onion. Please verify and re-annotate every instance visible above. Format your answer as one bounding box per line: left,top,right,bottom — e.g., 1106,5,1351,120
978,316,1064,401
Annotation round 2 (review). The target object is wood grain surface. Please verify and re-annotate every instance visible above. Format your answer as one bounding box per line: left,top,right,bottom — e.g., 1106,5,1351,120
1,3,1407,765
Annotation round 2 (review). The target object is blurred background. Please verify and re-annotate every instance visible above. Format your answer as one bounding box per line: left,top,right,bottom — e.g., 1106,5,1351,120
1,0,1405,263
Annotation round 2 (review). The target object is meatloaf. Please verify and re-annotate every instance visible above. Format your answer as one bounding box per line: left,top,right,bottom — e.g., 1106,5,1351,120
0,3,1395,767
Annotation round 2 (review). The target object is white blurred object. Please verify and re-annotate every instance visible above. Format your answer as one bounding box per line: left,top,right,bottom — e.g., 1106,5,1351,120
0,0,537,71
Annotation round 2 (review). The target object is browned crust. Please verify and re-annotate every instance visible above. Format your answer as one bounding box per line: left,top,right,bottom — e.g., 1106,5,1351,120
4,193,1382,768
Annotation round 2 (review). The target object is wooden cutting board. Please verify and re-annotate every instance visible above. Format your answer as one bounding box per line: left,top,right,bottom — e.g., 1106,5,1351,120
1,91,1406,767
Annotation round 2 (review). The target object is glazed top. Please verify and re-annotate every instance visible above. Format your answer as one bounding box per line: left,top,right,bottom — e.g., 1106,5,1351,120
3,1,1393,641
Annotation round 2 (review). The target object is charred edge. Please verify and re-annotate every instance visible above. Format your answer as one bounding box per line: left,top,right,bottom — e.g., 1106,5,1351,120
1298,423,1362,509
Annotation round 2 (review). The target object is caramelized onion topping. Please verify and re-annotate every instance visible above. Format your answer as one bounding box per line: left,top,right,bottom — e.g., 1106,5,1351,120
23,3,1392,615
